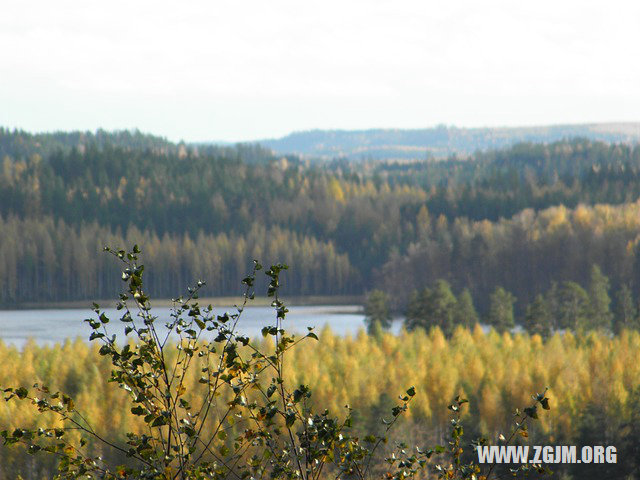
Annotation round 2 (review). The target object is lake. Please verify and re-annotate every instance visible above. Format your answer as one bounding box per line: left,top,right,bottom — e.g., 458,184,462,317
0,305,403,348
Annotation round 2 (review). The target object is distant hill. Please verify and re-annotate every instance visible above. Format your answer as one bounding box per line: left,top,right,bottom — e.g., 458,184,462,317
258,123,640,161
0,128,178,160
0,128,278,165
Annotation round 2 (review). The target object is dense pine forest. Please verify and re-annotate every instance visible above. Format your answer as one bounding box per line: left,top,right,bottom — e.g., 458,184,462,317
3,128,640,326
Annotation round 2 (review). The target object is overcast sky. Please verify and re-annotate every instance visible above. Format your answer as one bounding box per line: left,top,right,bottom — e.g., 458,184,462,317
2,0,639,142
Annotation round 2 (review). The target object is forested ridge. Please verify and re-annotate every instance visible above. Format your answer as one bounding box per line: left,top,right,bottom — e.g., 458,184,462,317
3,128,640,317
260,123,640,160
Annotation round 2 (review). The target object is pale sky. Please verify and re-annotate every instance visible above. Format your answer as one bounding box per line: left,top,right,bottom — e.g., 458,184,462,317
2,0,639,142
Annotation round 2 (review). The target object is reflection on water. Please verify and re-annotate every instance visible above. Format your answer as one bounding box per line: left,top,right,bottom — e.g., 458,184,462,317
0,305,402,348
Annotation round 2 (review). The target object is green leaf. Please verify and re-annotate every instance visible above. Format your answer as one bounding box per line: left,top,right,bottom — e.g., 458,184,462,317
62,395,74,412
85,319,101,329
15,387,28,399
151,416,168,427
285,412,296,427
89,332,104,341
406,386,416,397
266,384,277,398
540,397,550,410
131,406,146,415
27,444,41,454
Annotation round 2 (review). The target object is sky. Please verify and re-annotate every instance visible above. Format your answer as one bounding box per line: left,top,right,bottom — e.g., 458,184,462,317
2,0,640,142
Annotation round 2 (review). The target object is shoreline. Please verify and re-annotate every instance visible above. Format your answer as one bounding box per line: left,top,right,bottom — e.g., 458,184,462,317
0,295,364,311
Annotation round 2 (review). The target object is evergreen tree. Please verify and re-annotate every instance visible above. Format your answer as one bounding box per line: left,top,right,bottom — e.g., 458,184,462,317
453,288,478,328
487,287,516,333
364,289,392,334
557,281,590,331
616,388,640,476
523,294,552,338
613,284,638,334
425,280,458,336
404,281,457,335
587,264,613,331
570,402,629,479
544,281,561,330
405,288,428,331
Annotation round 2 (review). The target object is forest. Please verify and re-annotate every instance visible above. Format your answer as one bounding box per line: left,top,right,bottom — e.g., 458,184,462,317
0,328,637,478
3,128,640,327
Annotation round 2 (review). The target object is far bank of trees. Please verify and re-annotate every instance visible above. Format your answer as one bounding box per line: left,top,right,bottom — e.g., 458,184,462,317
376,201,640,314
0,216,358,303
4,129,640,311
366,263,640,336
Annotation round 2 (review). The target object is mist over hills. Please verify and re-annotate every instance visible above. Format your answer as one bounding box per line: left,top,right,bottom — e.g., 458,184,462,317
258,122,640,161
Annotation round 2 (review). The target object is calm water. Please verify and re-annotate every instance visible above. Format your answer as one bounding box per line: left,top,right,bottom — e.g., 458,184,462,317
0,305,403,348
